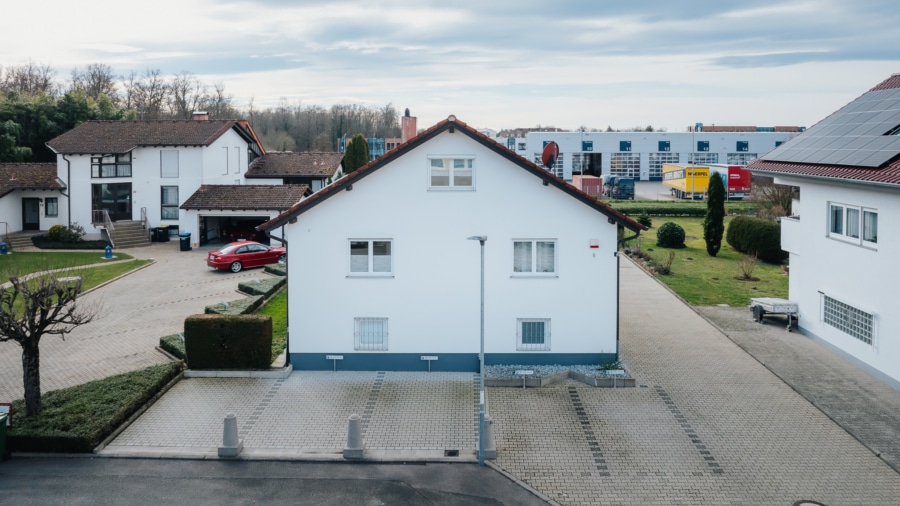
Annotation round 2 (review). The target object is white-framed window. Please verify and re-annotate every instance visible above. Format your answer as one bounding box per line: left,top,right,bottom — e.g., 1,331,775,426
428,156,474,189
517,318,550,351
828,202,877,248
161,186,179,220
45,197,58,217
349,239,393,275
160,150,179,178
513,240,557,275
822,295,874,346
354,317,388,350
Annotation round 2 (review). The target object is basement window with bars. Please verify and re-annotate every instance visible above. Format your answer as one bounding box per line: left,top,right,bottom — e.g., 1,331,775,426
517,318,550,351
354,317,388,351
823,295,874,346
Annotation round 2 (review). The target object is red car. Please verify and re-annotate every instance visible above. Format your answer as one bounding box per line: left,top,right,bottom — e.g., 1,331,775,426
206,241,286,273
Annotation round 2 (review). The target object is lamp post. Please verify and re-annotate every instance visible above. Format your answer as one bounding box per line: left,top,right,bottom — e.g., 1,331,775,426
468,235,487,467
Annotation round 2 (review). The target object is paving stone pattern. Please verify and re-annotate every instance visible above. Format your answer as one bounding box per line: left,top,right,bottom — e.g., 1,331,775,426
490,259,900,505
109,371,479,454
0,243,261,402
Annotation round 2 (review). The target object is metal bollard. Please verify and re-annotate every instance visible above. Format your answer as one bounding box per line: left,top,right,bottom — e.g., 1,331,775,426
218,412,243,457
343,413,365,459
483,415,496,460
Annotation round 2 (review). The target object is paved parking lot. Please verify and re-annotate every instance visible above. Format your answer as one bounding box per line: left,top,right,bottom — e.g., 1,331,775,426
0,242,264,402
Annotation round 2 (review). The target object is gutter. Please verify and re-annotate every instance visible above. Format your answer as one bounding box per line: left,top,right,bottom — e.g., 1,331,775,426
266,226,290,368
750,168,900,191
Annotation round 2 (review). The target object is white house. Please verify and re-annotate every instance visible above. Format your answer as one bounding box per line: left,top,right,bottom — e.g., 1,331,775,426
259,115,644,371
44,115,291,246
748,74,900,389
0,163,66,237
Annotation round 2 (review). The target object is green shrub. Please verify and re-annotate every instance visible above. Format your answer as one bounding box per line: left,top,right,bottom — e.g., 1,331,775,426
184,314,273,370
160,334,186,360
637,213,652,228
204,295,264,315
726,215,787,264
238,276,285,297
47,224,66,241
7,362,182,453
656,222,686,249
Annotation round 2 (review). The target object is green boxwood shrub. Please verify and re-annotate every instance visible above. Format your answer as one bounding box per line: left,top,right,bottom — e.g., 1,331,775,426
238,276,285,298
184,314,273,370
725,215,787,264
160,334,186,360
656,222,686,248
204,295,264,315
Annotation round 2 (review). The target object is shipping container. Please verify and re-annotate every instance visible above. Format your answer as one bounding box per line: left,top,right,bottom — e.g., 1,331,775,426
662,164,710,199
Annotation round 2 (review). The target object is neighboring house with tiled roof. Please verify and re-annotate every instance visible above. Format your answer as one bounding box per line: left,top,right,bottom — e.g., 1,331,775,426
258,115,644,372
0,163,66,236
246,152,344,191
44,115,291,247
747,74,900,389
180,184,310,242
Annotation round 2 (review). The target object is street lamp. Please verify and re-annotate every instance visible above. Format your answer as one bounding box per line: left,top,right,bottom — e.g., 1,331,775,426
467,235,487,466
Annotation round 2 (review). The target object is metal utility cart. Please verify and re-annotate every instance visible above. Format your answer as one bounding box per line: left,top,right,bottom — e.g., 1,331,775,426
750,298,799,331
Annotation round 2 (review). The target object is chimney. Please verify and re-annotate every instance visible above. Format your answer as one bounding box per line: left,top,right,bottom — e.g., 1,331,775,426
192,111,209,121
401,108,417,144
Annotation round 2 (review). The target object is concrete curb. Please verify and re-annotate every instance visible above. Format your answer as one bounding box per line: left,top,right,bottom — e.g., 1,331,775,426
485,369,635,388
184,364,293,379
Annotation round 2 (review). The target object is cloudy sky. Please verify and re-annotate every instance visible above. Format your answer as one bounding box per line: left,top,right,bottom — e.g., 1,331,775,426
4,0,900,131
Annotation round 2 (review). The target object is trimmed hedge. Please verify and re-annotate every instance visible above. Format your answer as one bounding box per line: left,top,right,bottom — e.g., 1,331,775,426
184,314,273,370
612,203,759,217
238,276,285,298
31,235,110,250
725,215,787,264
205,295,264,315
656,222,686,249
160,334,186,360
6,362,183,453
264,263,286,276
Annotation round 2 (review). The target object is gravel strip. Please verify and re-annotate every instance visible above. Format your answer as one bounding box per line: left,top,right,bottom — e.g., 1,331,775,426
485,363,629,379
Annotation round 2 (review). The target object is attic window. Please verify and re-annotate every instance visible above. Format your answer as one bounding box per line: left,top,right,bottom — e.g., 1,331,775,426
428,157,474,190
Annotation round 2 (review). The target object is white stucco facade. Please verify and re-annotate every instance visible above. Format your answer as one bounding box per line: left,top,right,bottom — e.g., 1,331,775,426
0,189,64,234
775,175,899,387
56,127,277,243
278,124,631,371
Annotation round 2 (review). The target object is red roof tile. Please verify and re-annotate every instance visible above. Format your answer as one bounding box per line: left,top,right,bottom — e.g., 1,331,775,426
0,163,64,198
46,120,252,154
180,184,310,210
246,152,343,178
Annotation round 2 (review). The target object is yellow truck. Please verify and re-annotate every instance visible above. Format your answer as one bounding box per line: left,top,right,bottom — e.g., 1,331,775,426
662,163,710,200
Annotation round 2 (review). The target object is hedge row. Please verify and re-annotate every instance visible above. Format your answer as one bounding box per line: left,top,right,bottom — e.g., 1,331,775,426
238,276,285,298
184,314,273,370
159,334,186,360
31,235,110,250
204,295,264,315
7,362,183,453
613,203,759,217
725,215,788,264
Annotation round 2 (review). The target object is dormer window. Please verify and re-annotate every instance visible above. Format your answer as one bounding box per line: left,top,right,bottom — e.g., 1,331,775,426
428,157,474,190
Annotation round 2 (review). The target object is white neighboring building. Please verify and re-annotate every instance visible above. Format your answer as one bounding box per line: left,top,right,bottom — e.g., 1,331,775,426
45,116,279,246
525,128,802,181
748,74,900,389
260,116,644,371
0,163,65,236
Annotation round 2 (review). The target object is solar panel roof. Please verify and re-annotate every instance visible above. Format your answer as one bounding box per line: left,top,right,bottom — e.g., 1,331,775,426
762,86,900,167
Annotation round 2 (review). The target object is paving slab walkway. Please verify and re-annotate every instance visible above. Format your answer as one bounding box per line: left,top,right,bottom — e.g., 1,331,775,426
490,259,900,505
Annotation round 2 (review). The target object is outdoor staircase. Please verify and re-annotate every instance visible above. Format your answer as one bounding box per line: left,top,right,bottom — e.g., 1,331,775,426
107,221,151,249
2,231,42,251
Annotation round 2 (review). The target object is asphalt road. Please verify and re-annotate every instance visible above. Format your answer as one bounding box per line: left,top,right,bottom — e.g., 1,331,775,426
0,457,549,505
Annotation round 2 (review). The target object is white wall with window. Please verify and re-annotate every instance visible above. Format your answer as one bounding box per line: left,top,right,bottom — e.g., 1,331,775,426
283,127,624,369
772,174,898,386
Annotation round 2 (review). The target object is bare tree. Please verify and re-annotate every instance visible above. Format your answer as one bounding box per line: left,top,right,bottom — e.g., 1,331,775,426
749,176,794,216
132,69,168,119
169,70,207,119
204,81,235,118
0,60,57,95
70,63,118,102
0,271,99,415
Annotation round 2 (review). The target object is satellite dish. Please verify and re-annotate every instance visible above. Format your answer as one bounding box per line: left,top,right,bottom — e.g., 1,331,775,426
542,141,559,169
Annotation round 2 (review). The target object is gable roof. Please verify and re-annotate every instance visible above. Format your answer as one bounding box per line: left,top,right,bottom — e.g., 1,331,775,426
180,184,310,211
0,163,65,198
748,74,900,187
46,120,261,155
258,115,644,233
246,152,343,179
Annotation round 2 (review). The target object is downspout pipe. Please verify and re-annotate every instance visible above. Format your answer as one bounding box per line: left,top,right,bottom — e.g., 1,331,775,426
62,154,72,228
266,226,289,368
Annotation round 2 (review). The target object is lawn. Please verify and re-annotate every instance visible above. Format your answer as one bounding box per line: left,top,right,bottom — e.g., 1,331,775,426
626,216,788,306
257,289,287,360
0,251,134,274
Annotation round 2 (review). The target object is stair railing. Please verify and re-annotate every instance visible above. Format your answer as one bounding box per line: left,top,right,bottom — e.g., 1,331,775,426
91,209,116,248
